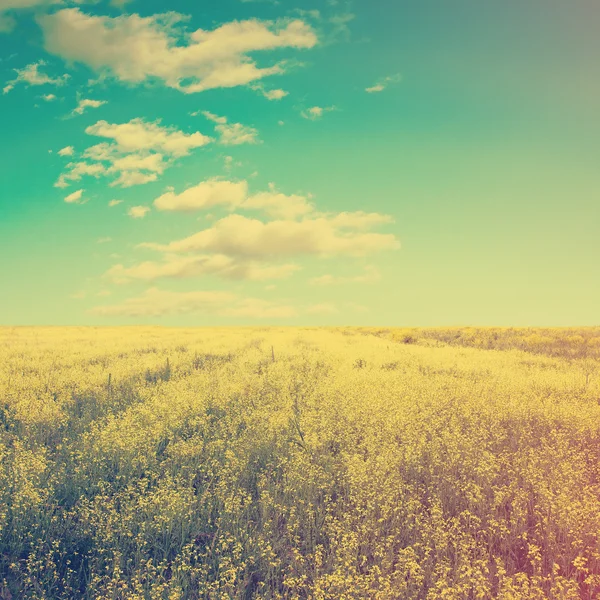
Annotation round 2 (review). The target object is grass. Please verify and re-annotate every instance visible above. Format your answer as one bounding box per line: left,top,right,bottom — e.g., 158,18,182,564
0,326,599,599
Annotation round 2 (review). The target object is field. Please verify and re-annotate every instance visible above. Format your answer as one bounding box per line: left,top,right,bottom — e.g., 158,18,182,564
1,327,600,599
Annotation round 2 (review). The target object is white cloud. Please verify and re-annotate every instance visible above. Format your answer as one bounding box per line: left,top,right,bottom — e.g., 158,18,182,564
310,265,381,285
127,205,150,219
42,93,56,101
366,74,401,93
58,145,74,156
242,190,314,220
108,199,123,207
87,118,211,156
301,105,336,120
217,122,259,145
38,9,318,94
55,160,106,188
153,178,313,220
251,85,288,100
199,111,226,124
106,254,300,283
64,188,84,203
90,287,296,318
3,60,69,93
154,179,248,212
113,171,158,187
73,97,106,115
264,88,288,100
202,111,259,145
141,213,400,258
55,117,212,188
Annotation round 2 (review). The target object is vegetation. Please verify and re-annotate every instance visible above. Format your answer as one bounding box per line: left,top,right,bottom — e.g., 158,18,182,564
1,326,599,599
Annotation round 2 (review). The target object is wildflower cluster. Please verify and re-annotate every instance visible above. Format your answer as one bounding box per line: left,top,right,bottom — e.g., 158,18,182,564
0,326,599,598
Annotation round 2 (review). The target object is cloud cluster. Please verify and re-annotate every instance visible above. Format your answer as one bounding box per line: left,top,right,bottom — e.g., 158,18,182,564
3,60,69,94
103,175,398,289
153,179,314,220
38,9,318,93
200,111,260,145
142,213,399,258
55,117,212,188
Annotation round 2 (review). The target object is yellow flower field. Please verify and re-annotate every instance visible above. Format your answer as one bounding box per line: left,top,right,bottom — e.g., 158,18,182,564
1,327,599,599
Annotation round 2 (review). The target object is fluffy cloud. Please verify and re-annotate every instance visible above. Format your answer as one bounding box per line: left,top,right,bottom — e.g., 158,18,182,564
87,119,211,156
73,97,106,115
201,111,259,145
301,105,336,120
127,205,150,219
106,254,300,283
153,178,313,220
108,199,123,207
38,9,318,94
154,179,248,212
55,118,212,188
58,145,74,156
141,213,400,258
366,74,401,93
3,60,69,93
55,160,106,188
242,189,314,220
111,185,396,285
90,287,296,318
42,93,56,101
262,88,288,100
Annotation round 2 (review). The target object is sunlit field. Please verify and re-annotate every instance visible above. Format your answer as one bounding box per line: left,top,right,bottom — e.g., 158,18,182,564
1,327,600,599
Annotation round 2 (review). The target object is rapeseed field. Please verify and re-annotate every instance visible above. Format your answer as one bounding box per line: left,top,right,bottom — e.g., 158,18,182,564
1,327,599,599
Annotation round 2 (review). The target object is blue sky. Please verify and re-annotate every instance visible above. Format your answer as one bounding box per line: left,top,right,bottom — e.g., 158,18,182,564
0,0,599,325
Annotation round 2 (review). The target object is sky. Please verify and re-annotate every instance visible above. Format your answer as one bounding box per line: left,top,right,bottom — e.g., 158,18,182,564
0,0,598,326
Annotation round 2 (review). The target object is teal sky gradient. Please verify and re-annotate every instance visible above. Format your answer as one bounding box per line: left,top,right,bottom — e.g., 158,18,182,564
0,0,599,325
